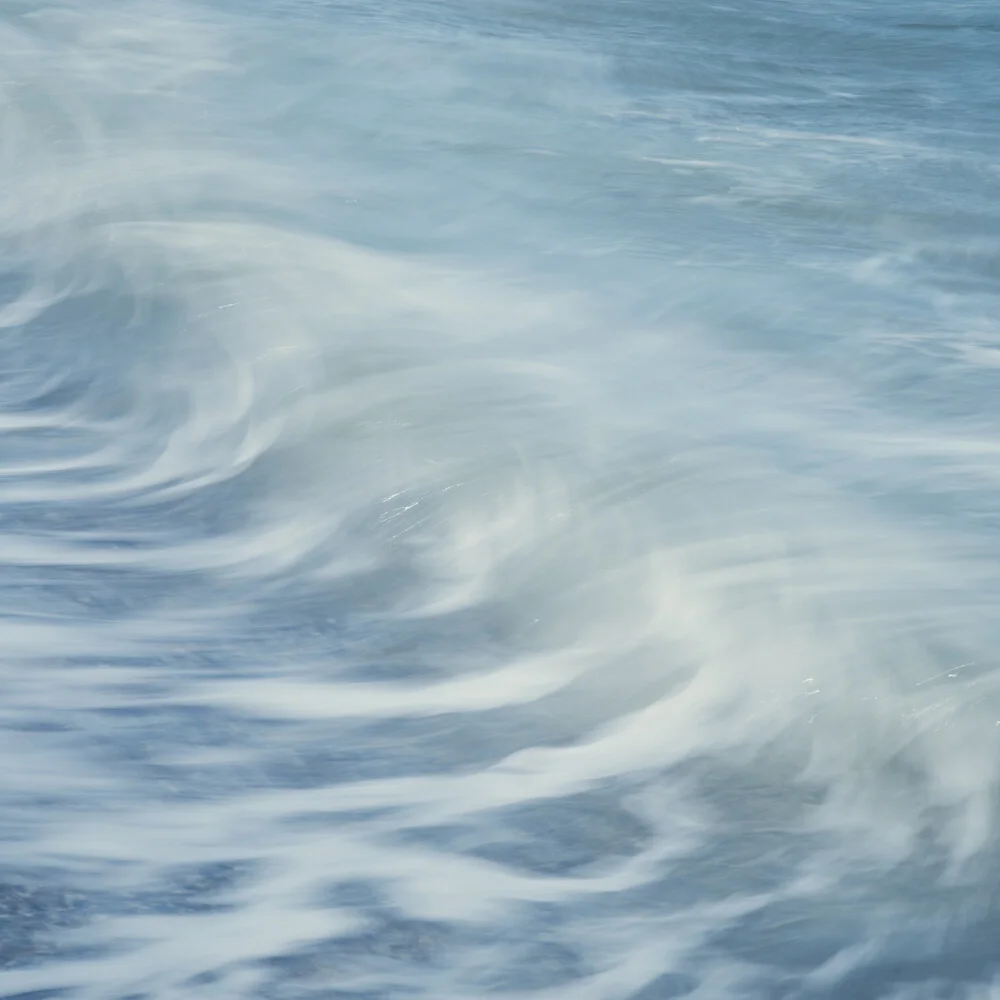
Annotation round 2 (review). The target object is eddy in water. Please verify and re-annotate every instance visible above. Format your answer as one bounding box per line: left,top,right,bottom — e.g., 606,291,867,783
1,2,999,998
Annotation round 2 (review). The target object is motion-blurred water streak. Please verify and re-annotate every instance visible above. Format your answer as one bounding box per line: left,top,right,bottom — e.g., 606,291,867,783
1,2,1000,998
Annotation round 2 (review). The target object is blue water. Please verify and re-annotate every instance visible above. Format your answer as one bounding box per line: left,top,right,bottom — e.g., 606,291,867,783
1,2,999,998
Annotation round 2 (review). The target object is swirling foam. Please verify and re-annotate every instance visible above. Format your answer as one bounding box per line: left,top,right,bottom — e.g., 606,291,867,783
1,2,1000,999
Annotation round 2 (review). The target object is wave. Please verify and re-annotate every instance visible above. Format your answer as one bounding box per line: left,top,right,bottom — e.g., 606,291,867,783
1,2,1000,998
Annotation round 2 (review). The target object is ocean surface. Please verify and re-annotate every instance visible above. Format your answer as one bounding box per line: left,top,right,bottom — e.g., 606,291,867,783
1,2,999,998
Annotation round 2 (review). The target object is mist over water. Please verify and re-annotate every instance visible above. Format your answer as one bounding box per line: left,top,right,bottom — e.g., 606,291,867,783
1,2,999,997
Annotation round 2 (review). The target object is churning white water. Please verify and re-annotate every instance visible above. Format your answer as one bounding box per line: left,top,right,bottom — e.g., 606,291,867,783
1,2,1000,998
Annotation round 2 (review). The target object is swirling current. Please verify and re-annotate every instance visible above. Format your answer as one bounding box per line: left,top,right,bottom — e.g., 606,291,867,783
1,2,1000,998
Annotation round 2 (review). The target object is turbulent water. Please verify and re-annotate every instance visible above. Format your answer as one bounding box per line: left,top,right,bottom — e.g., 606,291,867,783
1,1,999,998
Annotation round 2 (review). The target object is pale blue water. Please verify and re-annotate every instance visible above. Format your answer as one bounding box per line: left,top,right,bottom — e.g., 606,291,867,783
1,2,999,998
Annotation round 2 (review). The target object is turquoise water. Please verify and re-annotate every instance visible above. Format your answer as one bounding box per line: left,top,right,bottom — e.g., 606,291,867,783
1,2,999,998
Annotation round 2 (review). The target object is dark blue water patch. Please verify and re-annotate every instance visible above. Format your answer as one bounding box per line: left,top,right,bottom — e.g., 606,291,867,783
282,810,402,837
818,901,1000,999
111,860,257,917
318,880,385,911
0,425,108,476
467,788,653,876
916,242,1000,296
2,720,75,734
22,699,533,802
552,763,830,916
0,567,188,622
0,269,29,308
86,703,284,753
259,908,590,996
63,705,294,800
0,864,260,974
609,834,813,922
0,880,95,970
184,970,224,987
708,901,861,971
588,0,1000,122
901,21,1000,32
1,700,287,805
259,915,455,983
259,991,386,1000
614,802,1000,995
0,374,87,417
629,973,698,1000
0,290,174,423
237,586,541,679
150,859,256,896
0,991,75,1000
483,940,586,990
263,993,386,1000
208,701,580,793
0,484,263,565
256,717,476,789
825,973,990,1000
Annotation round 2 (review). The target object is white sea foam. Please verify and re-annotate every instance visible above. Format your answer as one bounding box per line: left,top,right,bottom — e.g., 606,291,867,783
0,2,999,998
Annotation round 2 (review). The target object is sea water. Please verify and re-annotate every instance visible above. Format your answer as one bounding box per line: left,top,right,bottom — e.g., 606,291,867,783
0,2,999,998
